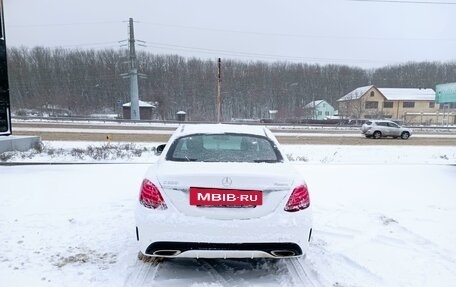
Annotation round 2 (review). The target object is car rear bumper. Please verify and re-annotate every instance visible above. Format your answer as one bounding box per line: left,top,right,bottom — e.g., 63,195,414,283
135,204,312,258
145,241,303,258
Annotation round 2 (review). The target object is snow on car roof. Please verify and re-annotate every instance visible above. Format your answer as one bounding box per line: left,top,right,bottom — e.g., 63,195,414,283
175,124,268,137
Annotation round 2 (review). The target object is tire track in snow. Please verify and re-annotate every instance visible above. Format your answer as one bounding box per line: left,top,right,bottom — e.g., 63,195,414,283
284,257,321,287
321,213,456,278
195,258,288,287
199,259,231,285
123,257,161,287
376,218,456,277
146,258,292,286
305,237,385,286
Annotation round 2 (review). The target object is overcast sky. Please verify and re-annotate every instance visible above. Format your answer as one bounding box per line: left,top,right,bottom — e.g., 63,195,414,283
3,0,456,68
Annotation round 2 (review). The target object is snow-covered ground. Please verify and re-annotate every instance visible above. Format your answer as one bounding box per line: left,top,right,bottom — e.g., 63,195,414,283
1,142,455,286
1,141,455,165
284,144,456,164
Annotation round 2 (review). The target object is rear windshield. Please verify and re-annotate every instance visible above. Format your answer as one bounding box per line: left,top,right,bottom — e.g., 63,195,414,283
166,133,283,163
365,121,372,125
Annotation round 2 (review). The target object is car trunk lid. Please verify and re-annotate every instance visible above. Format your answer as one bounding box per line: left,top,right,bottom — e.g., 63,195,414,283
156,162,295,220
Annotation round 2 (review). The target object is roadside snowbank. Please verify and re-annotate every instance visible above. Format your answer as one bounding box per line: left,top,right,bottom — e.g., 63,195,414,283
1,141,455,165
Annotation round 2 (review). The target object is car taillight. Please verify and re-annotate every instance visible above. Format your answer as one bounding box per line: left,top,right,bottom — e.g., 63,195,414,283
284,184,310,212
139,179,167,209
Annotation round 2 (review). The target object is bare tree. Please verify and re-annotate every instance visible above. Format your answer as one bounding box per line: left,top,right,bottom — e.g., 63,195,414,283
7,47,456,121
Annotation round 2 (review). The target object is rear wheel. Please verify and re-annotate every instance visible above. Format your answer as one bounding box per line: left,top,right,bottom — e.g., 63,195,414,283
373,131,382,139
401,132,410,140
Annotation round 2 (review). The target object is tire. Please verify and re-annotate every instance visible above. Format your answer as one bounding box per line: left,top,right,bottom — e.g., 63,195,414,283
373,131,382,139
401,132,410,140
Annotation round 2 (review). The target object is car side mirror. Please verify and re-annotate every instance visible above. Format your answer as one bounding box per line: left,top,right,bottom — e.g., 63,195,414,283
155,144,166,156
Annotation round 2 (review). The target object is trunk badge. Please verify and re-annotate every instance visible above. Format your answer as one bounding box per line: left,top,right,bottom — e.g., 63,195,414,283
222,177,232,187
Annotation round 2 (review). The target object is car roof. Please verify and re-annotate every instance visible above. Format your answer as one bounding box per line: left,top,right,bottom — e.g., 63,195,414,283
173,124,269,138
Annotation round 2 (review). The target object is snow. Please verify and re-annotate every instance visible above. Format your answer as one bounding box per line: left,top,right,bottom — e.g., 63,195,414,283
12,127,174,135
338,85,436,101
284,144,456,164
379,88,435,101
2,141,456,164
337,85,373,101
303,164,456,287
122,100,155,108
1,143,455,286
12,118,181,128
303,100,324,109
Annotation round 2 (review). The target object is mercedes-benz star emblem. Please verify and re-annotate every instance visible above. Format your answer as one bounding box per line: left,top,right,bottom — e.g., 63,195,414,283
222,177,232,187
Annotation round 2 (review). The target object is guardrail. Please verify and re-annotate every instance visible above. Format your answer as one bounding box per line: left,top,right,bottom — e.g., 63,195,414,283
11,116,456,130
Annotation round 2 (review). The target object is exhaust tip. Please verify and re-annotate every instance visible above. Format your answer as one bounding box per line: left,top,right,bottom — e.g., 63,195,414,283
270,250,296,257
152,250,181,257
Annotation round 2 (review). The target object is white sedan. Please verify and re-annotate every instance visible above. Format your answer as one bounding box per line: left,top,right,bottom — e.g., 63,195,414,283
135,124,312,259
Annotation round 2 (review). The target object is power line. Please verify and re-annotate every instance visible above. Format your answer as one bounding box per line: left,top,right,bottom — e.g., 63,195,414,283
138,21,456,42
7,20,123,28
8,42,120,49
349,0,456,4
142,40,396,64
9,41,396,65
8,39,450,65
6,19,455,41
54,41,121,48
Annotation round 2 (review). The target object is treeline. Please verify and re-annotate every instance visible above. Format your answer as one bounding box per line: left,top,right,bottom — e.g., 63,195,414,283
6,47,456,120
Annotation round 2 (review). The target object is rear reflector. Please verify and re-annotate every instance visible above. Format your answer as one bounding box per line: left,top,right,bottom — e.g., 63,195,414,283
284,184,310,212
139,179,167,209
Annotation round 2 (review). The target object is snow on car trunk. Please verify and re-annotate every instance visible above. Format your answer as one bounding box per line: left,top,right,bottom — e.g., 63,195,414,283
156,161,297,220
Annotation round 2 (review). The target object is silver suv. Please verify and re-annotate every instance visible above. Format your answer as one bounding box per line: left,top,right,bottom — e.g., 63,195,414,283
361,120,412,140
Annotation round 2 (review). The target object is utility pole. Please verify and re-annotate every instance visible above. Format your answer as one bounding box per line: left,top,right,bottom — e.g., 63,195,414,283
216,58,222,123
120,18,147,120
120,18,140,120
128,18,140,120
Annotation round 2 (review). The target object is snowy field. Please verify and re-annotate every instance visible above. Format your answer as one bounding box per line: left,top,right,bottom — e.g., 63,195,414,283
1,143,455,286
2,141,456,164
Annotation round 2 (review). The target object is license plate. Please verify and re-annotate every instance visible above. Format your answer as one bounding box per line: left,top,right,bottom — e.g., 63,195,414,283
190,187,262,206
